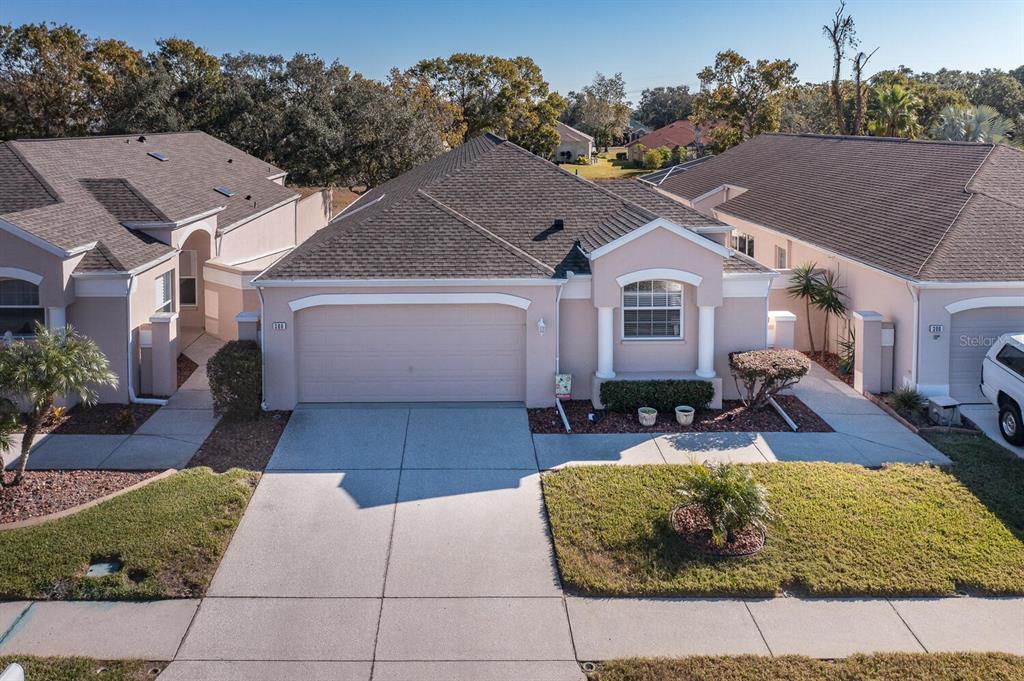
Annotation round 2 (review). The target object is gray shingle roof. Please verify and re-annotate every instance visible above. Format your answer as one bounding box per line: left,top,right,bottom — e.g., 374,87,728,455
556,122,593,144
261,134,733,281
650,133,1023,282
0,132,296,271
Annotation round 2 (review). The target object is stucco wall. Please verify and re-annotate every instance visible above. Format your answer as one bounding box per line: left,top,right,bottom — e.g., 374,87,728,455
217,200,298,263
558,298,597,399
553,140,591,163
68,296,130,403
715,295,769,399
178,229,212,334
260,284,559,410
296,190,332,244
0,230,73,307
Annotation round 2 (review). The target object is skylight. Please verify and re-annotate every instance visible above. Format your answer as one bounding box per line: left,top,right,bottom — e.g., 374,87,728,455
214,186,235,197
147,151,168,161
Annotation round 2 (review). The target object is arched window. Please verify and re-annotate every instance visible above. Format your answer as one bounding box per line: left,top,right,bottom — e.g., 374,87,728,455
0,277,44,337
622,279,683,339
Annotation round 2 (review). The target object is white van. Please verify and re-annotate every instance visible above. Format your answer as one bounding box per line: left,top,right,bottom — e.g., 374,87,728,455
981,333,1024,445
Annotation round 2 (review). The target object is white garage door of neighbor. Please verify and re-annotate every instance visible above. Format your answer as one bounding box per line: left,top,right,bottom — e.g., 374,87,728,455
296,304,527,403
949,306,1024,403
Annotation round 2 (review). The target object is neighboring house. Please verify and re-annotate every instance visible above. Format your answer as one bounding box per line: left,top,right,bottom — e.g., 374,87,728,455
553,122,594,163
643,133,1024,403
253,133,775,410
623,119,650,144
0,132,331,403
626,120,713,164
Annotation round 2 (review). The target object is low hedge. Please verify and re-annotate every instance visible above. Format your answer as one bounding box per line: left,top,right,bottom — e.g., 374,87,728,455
207,340,261,420
600,379,714,413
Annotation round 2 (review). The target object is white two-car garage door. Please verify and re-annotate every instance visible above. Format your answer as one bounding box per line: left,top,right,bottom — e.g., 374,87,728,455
949,306,1024,403
295,304,526,403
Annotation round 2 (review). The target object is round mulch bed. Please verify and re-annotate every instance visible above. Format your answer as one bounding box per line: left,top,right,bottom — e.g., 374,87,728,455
669,503,766,557
0,470,156,525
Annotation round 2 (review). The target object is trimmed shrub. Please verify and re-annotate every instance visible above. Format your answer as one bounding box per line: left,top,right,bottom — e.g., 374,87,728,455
890,385,925,415
208,341,262,420
729,348,810,411
576,153,590,165
600,379,715,413
642,146,672,169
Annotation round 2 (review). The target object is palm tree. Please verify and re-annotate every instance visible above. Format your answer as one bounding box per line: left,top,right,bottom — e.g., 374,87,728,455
787,263,822,354
930,104,1015,143
812,269,848,354
867,84,922,138
0,324,117,486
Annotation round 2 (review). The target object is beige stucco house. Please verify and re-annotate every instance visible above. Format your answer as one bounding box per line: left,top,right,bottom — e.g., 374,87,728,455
0,132,330,403
552,122,594,164
254,134,776,410
644,133,1024,403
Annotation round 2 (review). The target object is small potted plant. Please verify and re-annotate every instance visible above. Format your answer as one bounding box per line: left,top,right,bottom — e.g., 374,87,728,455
637,406,658,427
674,405,695,426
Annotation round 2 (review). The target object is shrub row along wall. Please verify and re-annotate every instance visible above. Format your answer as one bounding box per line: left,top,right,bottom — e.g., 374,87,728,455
600,379,715,412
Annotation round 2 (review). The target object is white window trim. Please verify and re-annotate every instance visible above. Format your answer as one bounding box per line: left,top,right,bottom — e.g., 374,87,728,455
155,270,174,314
620,279,685,342
731,231,755,257
774,245,788,270
180,251,198,309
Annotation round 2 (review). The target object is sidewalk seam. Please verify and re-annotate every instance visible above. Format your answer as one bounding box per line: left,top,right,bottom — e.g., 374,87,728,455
0,603,32,647
743,601,774,657
886,599,929,653
171,601,204,660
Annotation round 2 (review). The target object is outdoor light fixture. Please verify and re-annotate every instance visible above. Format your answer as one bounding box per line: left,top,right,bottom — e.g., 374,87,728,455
537,318,546,336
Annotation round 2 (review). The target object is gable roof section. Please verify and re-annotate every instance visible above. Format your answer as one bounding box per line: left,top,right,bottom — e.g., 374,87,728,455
0,132,296,272
652,133,1022,281
556,121,593,144
261,134,733,281
626,120,715,150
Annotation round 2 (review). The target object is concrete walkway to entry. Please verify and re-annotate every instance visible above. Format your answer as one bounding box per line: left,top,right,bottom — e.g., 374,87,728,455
2,335,222,472
536,363,950,469
1,403,1017,680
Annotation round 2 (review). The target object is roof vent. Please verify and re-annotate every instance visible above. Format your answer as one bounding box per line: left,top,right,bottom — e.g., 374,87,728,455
137,135,146,143
147,151,168,161
214,186,235,197
227,158,233,164
553,219,565,231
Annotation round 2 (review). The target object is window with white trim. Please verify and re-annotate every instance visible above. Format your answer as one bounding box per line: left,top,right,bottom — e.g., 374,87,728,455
179,251,197,307
0,277,44,337
731,231,754,257
155,270,174,313
622,280,683,339
774,245,788,269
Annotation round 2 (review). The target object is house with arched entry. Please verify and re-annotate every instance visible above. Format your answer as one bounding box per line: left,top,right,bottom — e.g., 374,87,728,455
0,132,331,402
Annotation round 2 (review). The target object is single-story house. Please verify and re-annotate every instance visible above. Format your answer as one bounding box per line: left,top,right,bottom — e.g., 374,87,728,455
626,120,713,164
253,133,776,410
0,132,331,402
643,133,1024,403
553,122,594,163
623,119,650,144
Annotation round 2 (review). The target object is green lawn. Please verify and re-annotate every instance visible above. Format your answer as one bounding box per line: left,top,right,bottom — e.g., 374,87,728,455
0,658,161,681
589,653,1024,681
0,468,256,600
559,146,648,181
543,460,1024,596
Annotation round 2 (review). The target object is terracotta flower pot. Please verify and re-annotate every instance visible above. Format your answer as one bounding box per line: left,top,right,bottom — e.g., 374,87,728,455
638,407,657,427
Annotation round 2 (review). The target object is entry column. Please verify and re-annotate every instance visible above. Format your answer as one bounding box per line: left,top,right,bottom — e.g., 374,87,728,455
596,306,616,379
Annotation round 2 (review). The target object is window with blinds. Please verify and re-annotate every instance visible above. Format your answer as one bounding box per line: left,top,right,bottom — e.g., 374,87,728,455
622,280,683,339
155,270,173,313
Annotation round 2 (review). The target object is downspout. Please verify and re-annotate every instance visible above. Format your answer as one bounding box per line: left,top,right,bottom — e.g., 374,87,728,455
125,272,167,406
257,285,268,412
907,281,921,390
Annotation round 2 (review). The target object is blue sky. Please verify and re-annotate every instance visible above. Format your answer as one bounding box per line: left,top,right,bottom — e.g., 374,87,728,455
3,0,1023,98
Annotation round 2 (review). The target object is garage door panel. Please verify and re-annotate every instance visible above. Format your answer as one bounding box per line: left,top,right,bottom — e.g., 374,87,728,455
296,304,526,403
949,307,1024,402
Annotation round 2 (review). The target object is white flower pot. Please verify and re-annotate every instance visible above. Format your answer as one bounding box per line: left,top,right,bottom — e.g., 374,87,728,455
675,405,695,426
638,407,658,427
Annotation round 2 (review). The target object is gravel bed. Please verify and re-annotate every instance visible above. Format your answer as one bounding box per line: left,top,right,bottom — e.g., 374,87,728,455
0,470,156,524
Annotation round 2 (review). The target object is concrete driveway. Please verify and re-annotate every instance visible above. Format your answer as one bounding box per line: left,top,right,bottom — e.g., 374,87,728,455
177,404,581,680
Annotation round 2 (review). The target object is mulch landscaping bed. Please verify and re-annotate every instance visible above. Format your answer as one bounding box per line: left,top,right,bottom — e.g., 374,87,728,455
528,396,832,434
177,353,199,388
33,403,160,435
0,470,156,524
804,351,854,387
669,503,765,556
187,411,291,472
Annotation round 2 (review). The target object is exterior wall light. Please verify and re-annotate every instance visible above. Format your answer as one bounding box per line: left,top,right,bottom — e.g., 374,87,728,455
537,318,546,336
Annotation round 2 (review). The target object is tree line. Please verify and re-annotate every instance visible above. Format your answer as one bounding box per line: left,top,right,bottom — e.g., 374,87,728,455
2,14,1021,191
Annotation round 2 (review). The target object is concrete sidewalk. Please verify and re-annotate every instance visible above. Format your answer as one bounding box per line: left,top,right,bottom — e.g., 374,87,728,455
3,335,223,472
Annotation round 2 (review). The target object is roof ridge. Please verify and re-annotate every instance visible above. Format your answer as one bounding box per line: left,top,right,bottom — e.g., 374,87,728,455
762,132,997,147
5,141,62,204
13,130,207,143
417,189,555,276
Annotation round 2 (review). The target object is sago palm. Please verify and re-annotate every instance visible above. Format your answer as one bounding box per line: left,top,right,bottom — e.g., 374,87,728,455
867,84,922,138
930,104,1015,143
0,324,117,485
